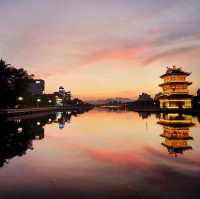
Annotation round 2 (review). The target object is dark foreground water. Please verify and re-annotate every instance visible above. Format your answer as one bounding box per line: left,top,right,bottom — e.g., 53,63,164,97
0,109,200,199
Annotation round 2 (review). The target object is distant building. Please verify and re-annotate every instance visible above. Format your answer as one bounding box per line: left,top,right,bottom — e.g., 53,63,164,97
154,92,163,102
54,87,71,106
126,93,154,109
65,91,71,102
138,93,153,101
27,79,45,95
59,86,65,96
159,65,192,109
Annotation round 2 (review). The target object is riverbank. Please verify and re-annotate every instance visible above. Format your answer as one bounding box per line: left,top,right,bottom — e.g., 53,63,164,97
127,107,200,115
0,105,93,117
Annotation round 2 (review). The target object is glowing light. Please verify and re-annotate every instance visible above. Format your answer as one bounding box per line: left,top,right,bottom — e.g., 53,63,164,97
17,127,23,133
17,96,23,101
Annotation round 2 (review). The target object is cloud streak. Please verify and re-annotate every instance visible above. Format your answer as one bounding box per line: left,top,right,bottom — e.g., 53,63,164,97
144,45,200,65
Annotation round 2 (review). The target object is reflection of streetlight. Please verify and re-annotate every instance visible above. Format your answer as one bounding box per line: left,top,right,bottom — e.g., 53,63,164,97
17,96,24,108
17,127,23,133
48,99,52,106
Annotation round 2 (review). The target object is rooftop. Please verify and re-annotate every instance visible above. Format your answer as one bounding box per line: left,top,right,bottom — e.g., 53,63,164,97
160,65,190,78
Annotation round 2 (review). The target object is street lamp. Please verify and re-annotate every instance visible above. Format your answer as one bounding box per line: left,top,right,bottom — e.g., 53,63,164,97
17,127,23,133
17,96,24,101
17,96,24,108
36,98,41,107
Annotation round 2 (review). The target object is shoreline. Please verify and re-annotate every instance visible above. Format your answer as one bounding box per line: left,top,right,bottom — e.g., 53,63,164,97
127,107,200,114
0,105,93,117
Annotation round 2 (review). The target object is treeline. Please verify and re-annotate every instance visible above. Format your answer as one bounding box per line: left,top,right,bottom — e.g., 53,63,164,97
0,59,34,107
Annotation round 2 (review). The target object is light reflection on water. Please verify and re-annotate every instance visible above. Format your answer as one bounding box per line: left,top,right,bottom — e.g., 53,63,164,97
0,109,200,199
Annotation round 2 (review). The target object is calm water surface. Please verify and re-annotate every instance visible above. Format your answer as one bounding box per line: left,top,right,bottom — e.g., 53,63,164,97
0,109,200,199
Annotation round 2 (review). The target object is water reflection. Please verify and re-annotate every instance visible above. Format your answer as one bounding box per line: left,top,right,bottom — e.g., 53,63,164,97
0,109,200,199
0,110,87,167
158,113,195,157
138,111,160,119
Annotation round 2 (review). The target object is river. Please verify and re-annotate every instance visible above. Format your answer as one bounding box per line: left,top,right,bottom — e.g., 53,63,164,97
0,109,200,199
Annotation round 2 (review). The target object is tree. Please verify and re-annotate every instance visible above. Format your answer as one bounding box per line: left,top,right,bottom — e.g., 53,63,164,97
0,59,34,107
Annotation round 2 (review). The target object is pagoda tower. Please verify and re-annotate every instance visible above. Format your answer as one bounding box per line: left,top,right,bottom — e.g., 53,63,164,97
159,65,192,109
158,113,194,157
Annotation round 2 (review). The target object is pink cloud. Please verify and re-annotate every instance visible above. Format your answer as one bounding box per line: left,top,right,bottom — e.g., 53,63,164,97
79,44,147,66
84,148,150,167
66,142,151,167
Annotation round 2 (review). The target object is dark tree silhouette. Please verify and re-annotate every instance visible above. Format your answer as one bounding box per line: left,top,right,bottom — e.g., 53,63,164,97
0,59,34,107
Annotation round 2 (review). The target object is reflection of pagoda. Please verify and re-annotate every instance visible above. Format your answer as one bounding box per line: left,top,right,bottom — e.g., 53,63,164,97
158,113,194,157
159,65,192,109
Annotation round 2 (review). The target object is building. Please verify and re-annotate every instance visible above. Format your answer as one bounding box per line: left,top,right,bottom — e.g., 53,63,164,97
159,65,192,109
138,93,153,101
27,79,45,95
59,86,65,95
65,91,71,102
158,113,194,157
54,87,71,106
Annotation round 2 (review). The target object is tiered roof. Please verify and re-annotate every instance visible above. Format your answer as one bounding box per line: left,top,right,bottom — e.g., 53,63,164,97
160,65,190,78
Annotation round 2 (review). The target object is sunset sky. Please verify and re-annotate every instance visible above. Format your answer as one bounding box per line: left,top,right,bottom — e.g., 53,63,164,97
0,0,200,100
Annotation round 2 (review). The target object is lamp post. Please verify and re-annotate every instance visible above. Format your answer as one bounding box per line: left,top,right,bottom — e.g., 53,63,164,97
36,98,41,107
17,96,24,108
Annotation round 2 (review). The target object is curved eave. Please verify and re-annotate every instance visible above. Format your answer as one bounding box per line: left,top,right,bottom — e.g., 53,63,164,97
159,82,192,87
160,72,191,79
161,143,192,150
158,94,193,99
157,121,195,127
160,134,193,140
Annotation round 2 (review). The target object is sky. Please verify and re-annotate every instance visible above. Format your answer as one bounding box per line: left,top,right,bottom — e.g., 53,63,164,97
0,0,200,100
